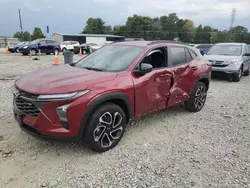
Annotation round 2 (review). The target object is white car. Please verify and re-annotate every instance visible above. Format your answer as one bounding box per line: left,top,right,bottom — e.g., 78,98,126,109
60,41,80,52
90,41,114,53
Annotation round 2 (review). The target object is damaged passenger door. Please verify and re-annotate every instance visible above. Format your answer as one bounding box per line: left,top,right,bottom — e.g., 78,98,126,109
132,46,173,118
167,46,197,107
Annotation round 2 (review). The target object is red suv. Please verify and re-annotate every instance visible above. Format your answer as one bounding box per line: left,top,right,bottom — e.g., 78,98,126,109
13,41,212,152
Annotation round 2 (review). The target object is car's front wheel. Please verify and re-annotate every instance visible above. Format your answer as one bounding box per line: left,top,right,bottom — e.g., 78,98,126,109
84,103,126,152
62,48,67,53
243,65,250,76
231,68,242,82
184,82,207,112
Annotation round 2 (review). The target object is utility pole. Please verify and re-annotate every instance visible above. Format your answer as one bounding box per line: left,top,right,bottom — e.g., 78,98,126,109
228,8,236,42
18,9,23,41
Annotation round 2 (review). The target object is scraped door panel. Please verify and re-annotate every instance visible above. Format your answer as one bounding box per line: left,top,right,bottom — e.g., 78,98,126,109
133,69,172,118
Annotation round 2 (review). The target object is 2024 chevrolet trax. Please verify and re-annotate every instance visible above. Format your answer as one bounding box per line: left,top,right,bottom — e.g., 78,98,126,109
13,41,212,152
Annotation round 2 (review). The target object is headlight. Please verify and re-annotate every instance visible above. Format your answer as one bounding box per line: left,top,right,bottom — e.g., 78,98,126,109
224,60,243,65
23,46,28,48
37,89,90,100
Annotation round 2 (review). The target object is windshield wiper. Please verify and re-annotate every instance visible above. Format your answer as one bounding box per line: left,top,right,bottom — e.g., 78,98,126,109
83,67,103,71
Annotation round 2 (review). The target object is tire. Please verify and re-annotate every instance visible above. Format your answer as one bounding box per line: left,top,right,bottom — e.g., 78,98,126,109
83,50,87,54
243,65,250,76
184,82,207,112
83,103,127,152
15,48,19,53
31,49,37,56
231,68,242,82
62,48,67,53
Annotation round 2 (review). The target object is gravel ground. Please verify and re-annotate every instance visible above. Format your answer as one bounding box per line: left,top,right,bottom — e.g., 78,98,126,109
0,53,250,188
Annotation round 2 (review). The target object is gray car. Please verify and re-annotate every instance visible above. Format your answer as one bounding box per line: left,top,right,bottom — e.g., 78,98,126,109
204,43,250,82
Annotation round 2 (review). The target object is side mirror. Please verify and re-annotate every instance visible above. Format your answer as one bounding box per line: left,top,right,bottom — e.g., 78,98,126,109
243,53,250,56
133,63,153,76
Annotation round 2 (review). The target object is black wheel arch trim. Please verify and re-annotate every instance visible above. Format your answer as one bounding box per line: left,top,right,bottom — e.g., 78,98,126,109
199,74,210,89
78,92,132,138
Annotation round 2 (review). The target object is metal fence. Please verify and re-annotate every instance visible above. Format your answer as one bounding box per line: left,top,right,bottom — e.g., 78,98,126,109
0,37,20,48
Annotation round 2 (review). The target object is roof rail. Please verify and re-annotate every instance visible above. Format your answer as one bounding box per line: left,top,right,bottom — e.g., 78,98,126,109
148,40,189,45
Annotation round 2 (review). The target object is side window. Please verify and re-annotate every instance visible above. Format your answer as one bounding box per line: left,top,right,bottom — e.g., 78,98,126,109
171,47,186,66
189,49,197,59
185,48,193,62
39,40,46,45
140,47,167,69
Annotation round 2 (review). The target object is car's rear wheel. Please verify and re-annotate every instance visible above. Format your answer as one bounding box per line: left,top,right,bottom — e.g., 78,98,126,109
184,82,207,112
231,68,242,82
84,103,126,152
62,48,67,53
83,50,87,54
243,65,250,76
15,48,19,53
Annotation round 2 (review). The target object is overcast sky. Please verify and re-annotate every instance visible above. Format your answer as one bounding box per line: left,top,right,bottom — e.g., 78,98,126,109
0,0,249,36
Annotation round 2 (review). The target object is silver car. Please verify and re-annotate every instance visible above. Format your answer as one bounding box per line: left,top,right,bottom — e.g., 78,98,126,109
204,43,250,82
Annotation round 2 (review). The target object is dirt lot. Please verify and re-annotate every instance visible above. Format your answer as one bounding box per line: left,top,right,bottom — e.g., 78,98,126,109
0,52,250,188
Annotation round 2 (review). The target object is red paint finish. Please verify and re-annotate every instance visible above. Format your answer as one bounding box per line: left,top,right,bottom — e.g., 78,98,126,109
13,41,211,139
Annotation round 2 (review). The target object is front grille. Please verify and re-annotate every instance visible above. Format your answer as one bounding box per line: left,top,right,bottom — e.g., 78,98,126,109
15,97,40,116
208,60,224,63
212,64,228,67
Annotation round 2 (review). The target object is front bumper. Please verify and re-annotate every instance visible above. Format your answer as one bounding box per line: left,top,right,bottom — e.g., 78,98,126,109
12,92,91,141
212,64,241,74
8,47,16,52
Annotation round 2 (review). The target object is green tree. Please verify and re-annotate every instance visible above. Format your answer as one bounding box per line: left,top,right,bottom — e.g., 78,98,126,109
32,27,45,40
179,19,196,43
13,31,31,41
229,26,249,43
125,14,153,40
105,25,113,34
159,13,180,40
82,18,106,34
211,30,228,43
113,25,128,36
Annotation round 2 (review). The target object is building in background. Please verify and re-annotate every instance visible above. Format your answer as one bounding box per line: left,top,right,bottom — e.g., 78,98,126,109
0,37,19,48
51,33,125,45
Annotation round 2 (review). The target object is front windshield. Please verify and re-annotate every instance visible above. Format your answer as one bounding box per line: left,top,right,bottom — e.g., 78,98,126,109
206,45,242,56
75,45,144,72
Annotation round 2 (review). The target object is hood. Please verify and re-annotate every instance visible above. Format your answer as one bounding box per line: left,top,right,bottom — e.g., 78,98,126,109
91,46,101,49
15,65,117,94
204,54,242,62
